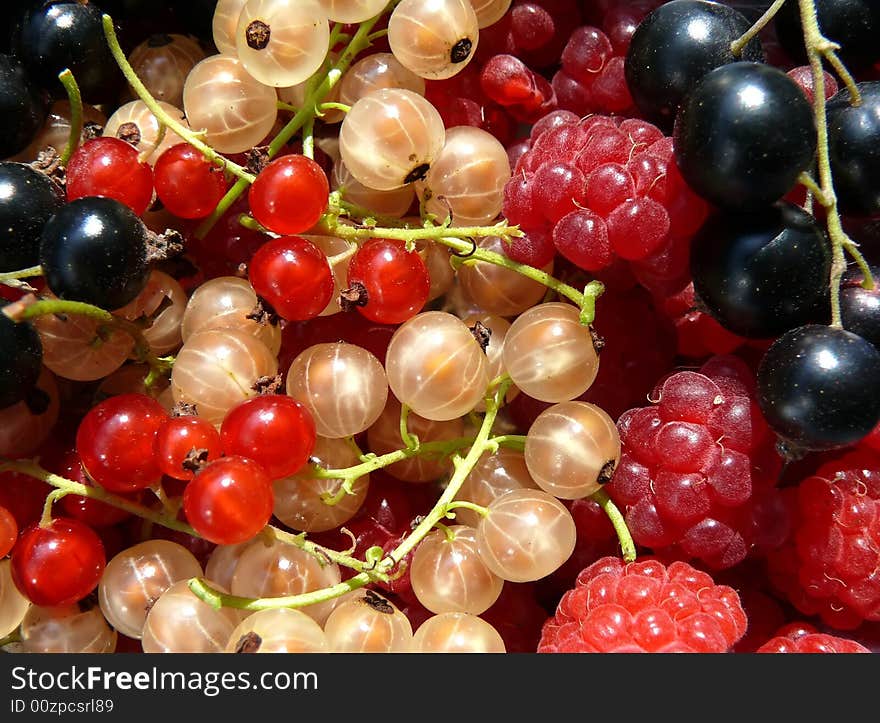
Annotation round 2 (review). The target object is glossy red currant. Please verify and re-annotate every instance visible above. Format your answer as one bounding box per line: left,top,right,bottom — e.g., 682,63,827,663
0,505,17,558
220,395,316,480
11,518,106,606
66,137,155,216
346,238,431,324
154,416,223,481
76,393,168,493
248,236,335,321
183,456,274,545
153,143,229,219
248,154,329,235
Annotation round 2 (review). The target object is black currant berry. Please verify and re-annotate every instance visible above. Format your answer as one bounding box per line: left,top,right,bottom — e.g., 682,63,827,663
624,0,763,131
757,324,880,452
690,202,830,338
14,1,124,105
0,162,65,272
840,265,880,351
774,0,880,72
673,62,817,210
0,54,49,159
826,81,880,219
0,306,43,409
39,196,150,310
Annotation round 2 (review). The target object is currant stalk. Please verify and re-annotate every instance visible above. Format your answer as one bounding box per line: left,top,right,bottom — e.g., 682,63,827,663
0,458,385,582
796,0,875,327
57,69,82,166
1,294,172,383
102,14,256,186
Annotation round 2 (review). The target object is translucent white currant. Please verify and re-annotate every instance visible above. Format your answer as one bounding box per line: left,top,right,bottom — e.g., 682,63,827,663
183,54,278,154
388,0,480,80
235,0,330,88
339,88,445,190
525,401,621,499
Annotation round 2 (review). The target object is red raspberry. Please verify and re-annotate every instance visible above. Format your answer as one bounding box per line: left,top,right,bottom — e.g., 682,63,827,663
757,623,870,653
605,356,789,570
767,449,880,630
538,556,747,652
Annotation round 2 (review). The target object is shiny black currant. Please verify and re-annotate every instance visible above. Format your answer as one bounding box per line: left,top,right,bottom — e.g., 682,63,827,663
39,196,150,310
624,0,763,131
840,265,880,351
673,62,817,210
690,202,830,338
0,163,64,272
774,0,880,72
0,54,49,159
14,1,124,104
757,324,880,452
826,81,880,219
0,306,43,409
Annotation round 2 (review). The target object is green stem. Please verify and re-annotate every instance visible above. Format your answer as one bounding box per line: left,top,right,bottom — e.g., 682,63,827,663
189,574,372,612
0,265,42,284
40,489,66,528
444,500,489,519
822,47,861,105
194,15,386,239
0,458,383,580
383,379,513,567
490,434,527,452
57,69,82,165
797,0,871,328
399,404,419,450
6,297,172,382
730,0,786,56
318,101,351,114
302,116,315,160
2,459,197,535
323,215,602,321
102,14,255,185
311,437,474,480
591,489,637,563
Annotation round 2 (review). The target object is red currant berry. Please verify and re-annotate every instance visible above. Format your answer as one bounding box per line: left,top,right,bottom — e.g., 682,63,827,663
11,518,106,606
248,154,329,235
220,395,316,480
76,393,168,493
153,143,229,219
183,456,274,545
0,506,17,558
54,449,133,528
248,236,334,321
66,137,154,216
154,416,223,481
346,238,430,324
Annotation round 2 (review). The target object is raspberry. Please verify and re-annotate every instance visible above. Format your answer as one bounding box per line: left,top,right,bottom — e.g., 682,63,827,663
605,356,789,570
538,556,747,652
767,449,880,630
757,623,871,653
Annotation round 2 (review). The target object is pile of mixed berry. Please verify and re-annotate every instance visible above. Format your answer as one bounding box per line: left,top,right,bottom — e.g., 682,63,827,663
0,0,879,654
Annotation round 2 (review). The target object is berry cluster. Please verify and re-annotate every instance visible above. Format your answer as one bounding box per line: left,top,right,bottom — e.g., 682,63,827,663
1,0,880,657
